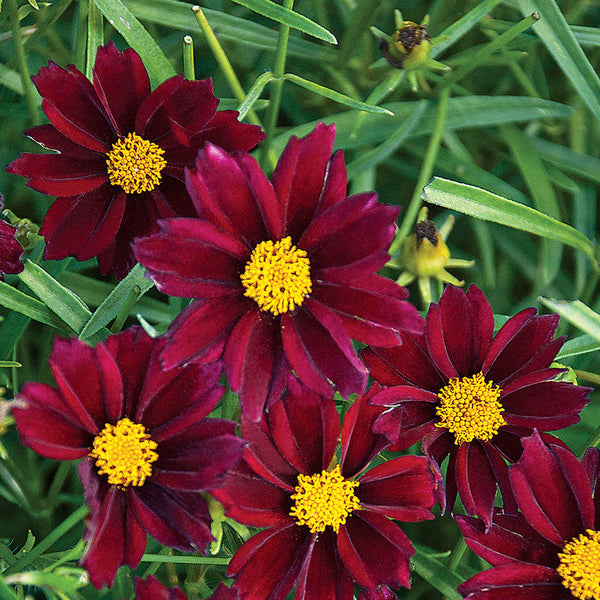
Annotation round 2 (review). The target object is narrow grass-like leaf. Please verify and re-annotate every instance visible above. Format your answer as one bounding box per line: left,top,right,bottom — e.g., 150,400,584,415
79,264,153,340
516,0,600,123
126,0,335,63
571,25,600,48
93,0,176,85
422,178,597,263
86,1,103,79
411,544,463,599
0,63,25,94
140,554,230,565
0,361,21,368
0,280,69,331
282,73,394,115
347,101,427,177
556,334,600,360
229,0,336,44
0,578,18,600
539,298,600,341
238,71,275,121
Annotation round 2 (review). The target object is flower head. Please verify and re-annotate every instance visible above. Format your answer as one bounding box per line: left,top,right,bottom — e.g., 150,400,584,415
134,577,238,600
7,42,264,279
457,431,600,600
133,123,423,420
212,377,441,600
363,284,592,527
12,327,245,588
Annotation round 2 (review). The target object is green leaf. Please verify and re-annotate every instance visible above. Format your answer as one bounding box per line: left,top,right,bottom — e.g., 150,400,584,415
282,73,394,115
0,63,26,95
538,298,600,341
516,0,600,123
556,334,600,360
0,280,69,331
93,0,176,85
78,264,154,340
0,578,18,600
571,25,600,48
411,544,463,599
421,177,597,263
0,361,21,368
125,0,335,63
238,71,275,121
229,0,336,44
139,554,230,565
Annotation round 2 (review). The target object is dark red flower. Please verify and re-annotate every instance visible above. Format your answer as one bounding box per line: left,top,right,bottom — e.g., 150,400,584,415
212,378,441,600
457,430,600,600
0,219,24,279
12,327,245,589
7,43,264,279
363,284,591,527
133,123,423,420
134,575,187,600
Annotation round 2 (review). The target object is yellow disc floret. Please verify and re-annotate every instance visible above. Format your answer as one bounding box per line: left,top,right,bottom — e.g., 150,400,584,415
289,465,360,534
89,417,158,488
435,372,506,445
557,529,600,600
240,236,312,316
106,132,167,194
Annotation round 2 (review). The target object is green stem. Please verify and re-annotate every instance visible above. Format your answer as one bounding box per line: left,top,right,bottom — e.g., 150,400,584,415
45,461,75,508
6,0,40,125
447,536,468,571
139,554,230,565
86,0,103,79
3,504,89,575
183,35,195,80
259,0,294,170
392,86,450,254
574,369,600,387
192,5,261,127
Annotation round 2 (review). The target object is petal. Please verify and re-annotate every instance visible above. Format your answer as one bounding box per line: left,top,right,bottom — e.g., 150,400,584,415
135,75,184,141
317,149,348,213
134,575,187,600
7,153,106,196
581,447,600,525
358,455,437,521
337,511,413,590
509,431,594,546
272,122,336,241
227,520,310,600
134,217,248,298
33,62,113,152
340,386,389,478
192,108,265,152
312,275,423,346
24,124,100,158
281,300,367,398
160,296,251,369
80,485,146,589
93,43,150,136
456,511,559,568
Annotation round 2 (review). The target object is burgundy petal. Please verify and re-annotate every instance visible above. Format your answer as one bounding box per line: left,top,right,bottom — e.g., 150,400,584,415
582,447,600,526
194,109,265,152
337,511,413,590
312,275,423,346
0,220,24,277
340,386,389,478
272,122,336,241
316,149,348,214
466,285,495,365
135,75,184,142
160,296,251,369
80,486,146,589
33,61,113,152
93,42,150,136
509,431,594,546
458,563,566,600
134,575,187,600
358,455,437,521
227,520,310,600
24,124,100,158
281,300,367,398
457,511,559,568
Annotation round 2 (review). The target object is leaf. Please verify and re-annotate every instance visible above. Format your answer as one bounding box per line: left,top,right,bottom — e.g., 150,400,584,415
572,25,600,48
538,298,600,341
79,263,154,340
516,0,600,123
0,63,25,95
282,73,394,115
556,334,600,360
229,0,336,44
125,0,335,63
411,544,463,599
93,0,176,85
531,137,600,185
422,177,597,263
238,71,275,121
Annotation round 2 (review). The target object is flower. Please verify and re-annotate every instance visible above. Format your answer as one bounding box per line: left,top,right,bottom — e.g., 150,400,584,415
134,575,187,600
12,327,246,588
7,43,264,279
457,430,600,600
0,218,24,279
133,123,423,420
363,284,591,527
212,377,441,600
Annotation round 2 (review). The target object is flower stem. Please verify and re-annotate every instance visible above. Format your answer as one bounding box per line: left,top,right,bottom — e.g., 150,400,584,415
6,0,40,125
392,86,450,254
183,35,195,80
259,0,294,171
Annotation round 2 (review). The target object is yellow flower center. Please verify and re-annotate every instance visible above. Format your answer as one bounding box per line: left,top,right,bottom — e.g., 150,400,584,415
289,465,360,534
435,372,506,445
89,418,158,488
240,236,312,316
106,132,167,194
557,529,600,600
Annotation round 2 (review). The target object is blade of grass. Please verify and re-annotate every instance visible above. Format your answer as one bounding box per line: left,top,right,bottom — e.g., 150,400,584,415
86,0,103,79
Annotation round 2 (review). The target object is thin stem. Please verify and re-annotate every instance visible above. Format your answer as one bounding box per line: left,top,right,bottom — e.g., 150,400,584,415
192,5,261,127
392,86,450,254
183,35,195,80
574,369,600,387
259,0,294,170
6,0,40,125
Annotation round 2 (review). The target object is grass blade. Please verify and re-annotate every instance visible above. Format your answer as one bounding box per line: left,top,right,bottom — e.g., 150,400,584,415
539,298,600,341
